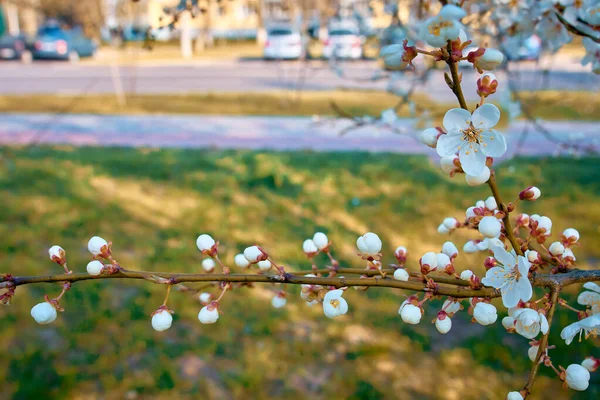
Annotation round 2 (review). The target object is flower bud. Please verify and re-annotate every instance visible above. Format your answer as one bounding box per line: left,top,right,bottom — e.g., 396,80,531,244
199,292,211,304
271,293,287,309
440,155,461,175
356,232,382,257
31,302,58,325
477,72,499,98
257,260,272,271
478,216,502,238
565,364,590,391
443,217,459,230
442,241,458,259
475,200,486,208
86,260,104,276
516,213,530,228
465,166,491,186
196,234,217,257
243,245,268,263
48,245,66,265
202,258,216,272
151,308,173,332
460,269,473,281
393,268,409,281
435,311,452,334
533,216,552,237
484,196,498,211
380,40,418,70
463,240,479,253
443,299,461,316
312,232,329,250
563,248,576,262
549,241,565,257
528,345,539,362
394,246,408,264
302,239,319,257
562,228,580,246
198,303,219,324
88,236,109,258
519,186,541,201
506,391,523,400
437,224,450,234
399,303,422,325
581,356,599,372
484,256,497,271
473,302,497,325
502,316,516,331
436,253,452,270
419,252,438,274
419,127,441,148
525,250,541,264
472,48,504,72
234,253,251,268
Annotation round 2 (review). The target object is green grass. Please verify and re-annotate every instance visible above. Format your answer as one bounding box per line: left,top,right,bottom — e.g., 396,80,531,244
0,90,598,122
0,147,599,399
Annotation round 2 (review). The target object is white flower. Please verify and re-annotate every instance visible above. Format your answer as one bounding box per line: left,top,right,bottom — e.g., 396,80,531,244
565,364,590,391
393,268,409,281
440,155,460,175
474,48,504,71
436,104,506,176
548,241,565,257
418,5,465,47
563,248,576,262
202,258,216,272
380,44,411,70
399,302,422,324
88,236,108,257
271,294,287,309
151,309,173,332
482,246,533,309
302,239,318,255
506,391,523,400
234,253,251,268
48,245,66,264
436,253,451,269
465,166,491,186
577,282,600,313
394,246,407,262
313,232,329,250
356,232,382,256
438,224,450,234
560,314,600,345
463,240,479,253
531,215,552,236
31,302,58,325
460,269,473,280
435,312,452,334
323,289,348,319
443,299,461,316
502,316,516,331
199,292,211,304
243,245,267,263
196,234,216,252
442,241,458,259
513,308,549,339
484,196,498,211
420,252,438,271
86,260,104,276
476,237,504,252
479,216,501,238
582,357,599,372
519,186,541,201
473,302,498,325
526,250,540,263
198,306,219,324
443,217,459,230
257,260,272,271
528,345,540,362
562,228,580,244
419,127,440,147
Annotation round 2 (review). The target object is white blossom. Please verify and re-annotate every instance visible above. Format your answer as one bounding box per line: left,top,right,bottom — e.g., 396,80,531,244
513,308,549,339
502,316,516,331
506,391,523,400
323,289,348,319
582,357,599,372
31,302,57,325
196,234,216,252
443,299,461,316
437,224,450,234
234,253,251,268
479,216,502,238
418,5,466,47
48,245,65,263
443,217,459,230
88,236,108,257
548,241,565,257
528,345,540,362
356,232,382,256
419,128,440,147
151,309,173,332
474,48,504,71
577,282,600,313
198,306,219,324
435,313,452,334
393,268,409,281
484,196,498,211
465,166,491,186
380,44,411,70
482,246,533,308
313,232,329,250
243,245,267,263
303,239,318,255
257,260,272,271
202,258,216,272
86,260,104,276
562,228,580,244
440,155,460,174
399,302,422,324
560,314,600,345
463,240,479,253
420,252,438,270
271,294,287,309
565,364,590,391
460,269,473,280
199,292,211,304
442,241,458,259
473,302,498,325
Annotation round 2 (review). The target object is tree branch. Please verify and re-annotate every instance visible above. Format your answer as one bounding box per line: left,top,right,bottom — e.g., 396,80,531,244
488,172,524,256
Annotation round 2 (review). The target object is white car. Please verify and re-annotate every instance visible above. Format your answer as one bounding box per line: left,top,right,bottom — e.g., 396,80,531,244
263,27,302,60
323,28,363,60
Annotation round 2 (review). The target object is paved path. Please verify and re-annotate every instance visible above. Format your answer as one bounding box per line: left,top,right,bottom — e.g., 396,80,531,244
0,114,596,157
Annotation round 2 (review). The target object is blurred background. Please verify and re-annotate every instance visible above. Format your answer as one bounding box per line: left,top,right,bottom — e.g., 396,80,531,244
0,0,599,399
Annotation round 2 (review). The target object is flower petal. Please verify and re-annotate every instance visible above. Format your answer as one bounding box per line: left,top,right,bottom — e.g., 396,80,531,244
577,291,600,307
436,132,463,157
517,256,531,277
514,275,533,304
459,144,486,175
480,129,507,157
324,289,343,303
492,246,516,268
443,108,471,132
583,282,600,294
540,313,549,335
560,320,581,345
337,297,349,315
472,104,500,129
501,282,522,309
481,266,507,289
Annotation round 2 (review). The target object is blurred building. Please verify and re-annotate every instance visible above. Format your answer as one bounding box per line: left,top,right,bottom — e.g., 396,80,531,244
0,0,40,36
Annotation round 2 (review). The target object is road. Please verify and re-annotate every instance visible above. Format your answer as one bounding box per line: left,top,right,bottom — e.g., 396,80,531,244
0,58,597,102
0,114,596,157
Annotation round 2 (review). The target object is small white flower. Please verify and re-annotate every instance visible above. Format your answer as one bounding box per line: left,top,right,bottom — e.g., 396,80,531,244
437,224,450,234
234,253,251,268
380,44,412,70
482,246,533,309
513,308,549,339
198,305,219,324
356,232,382,256
199,292,211,304
88,236,108,257
463,240,479,253
437,104,506,176
560,314,600,345
465,166,491,186
86,260,104,276
420,252,438,271
526,250,540,264
565,364,590,391
476,237,504,252
502,316,516,331
271,294,287,309
473,302,498,325
48,245,66,264
151,309,173,332
532,215,552,236
577,282,600,313
202,258,216,272
479,216,502,238
506,391,523,400
302,239,319,255
394,246,408,262
399,302,422,324
442,241,458,259
582,357,599,372
548,241,565,257
257,260,272,271
475,199,485,208
436,253,451,270
563,248,576,262
312,232,329,250
435,312,452,334
243,245,267,263
460,269,473,280
323,289,348,319
419,128,440,148
474,48,504,71
196,234,216,253
31,302,58,325
484,196,497,211
443,217,459,230
562,228,580,244
393,268,409,281
528,345,539,362
418,5,465,47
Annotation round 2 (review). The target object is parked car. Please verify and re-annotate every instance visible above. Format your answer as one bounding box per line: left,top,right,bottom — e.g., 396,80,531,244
323,27,363,60
0,34,33,63
33,22,96,61
263,26,303,60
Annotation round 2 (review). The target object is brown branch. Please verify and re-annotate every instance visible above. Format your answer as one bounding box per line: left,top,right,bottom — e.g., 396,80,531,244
554,11,600,43
446,57,469,110
487,172,524,256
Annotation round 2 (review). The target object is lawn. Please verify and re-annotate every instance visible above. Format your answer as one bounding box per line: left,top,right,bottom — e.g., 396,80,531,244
0,147,599,399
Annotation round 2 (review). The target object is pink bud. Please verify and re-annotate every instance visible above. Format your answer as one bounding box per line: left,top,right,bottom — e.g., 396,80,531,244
477,72,498,98
394,246,408,264
519,186,541,201
484,256,496,271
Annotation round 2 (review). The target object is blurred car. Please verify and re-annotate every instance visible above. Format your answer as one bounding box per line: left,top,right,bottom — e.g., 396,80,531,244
323,27,363,60
0,34,33,63
33,22,96,61
263,26,303,60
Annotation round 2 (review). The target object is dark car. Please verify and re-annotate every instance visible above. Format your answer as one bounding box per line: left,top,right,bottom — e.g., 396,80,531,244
0,34,33,63
33,22,96,61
